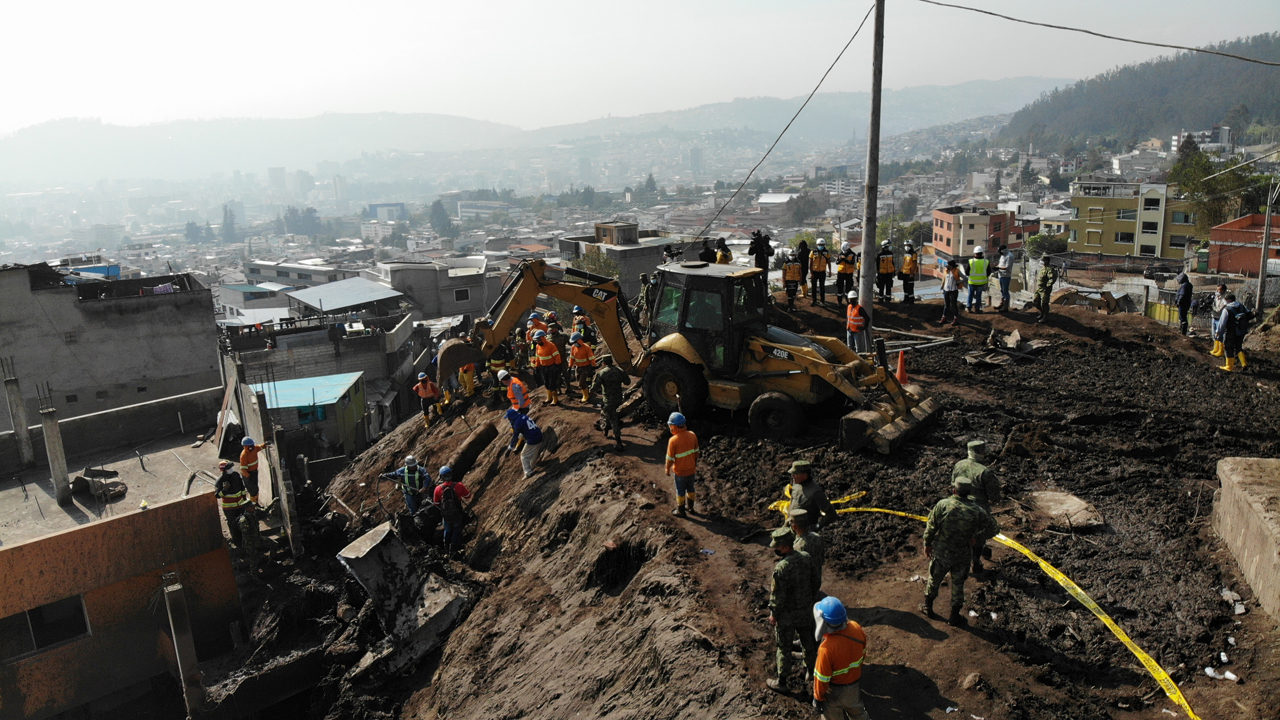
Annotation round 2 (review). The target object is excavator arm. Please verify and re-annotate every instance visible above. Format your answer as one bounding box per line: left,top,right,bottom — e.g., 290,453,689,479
437,259,647,381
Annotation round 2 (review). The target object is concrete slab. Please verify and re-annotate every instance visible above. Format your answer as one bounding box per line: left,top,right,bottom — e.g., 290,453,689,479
0,432,219,547
1026,490,1105,532
1213,457,1280,622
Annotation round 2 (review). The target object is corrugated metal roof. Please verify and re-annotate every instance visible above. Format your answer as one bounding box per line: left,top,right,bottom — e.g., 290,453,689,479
221,284,266,293
251,371,363,409
287,277,403,311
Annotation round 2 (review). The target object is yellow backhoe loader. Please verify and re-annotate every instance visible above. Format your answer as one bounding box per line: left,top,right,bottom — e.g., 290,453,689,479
437,259,938,453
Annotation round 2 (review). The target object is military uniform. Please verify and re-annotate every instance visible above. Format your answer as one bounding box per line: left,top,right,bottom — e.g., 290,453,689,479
790,479,837,528
922,480,999,620
794,530,825,587
1033,264,1058,321
952,440,1001,572
591,362,629,444
237,509,262,577
769,528,821,687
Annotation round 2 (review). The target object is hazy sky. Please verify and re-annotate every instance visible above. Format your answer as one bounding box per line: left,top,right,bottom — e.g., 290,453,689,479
2,0,1275,135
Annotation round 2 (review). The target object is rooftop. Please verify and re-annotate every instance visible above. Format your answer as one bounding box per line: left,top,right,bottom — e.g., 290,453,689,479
251,371,364,409
287,277,404,312
221,284,269,293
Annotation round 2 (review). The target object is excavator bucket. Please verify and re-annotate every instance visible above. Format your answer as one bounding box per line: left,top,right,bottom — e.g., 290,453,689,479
436,338,488,383
839,383,941,454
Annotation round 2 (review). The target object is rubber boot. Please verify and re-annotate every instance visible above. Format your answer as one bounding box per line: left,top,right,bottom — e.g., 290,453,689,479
686,493,697,516
550,390,558,406
948,607,967,627
1210,340,1224,357
1238,351,1248,369
582,389,590,402
766,677,790,694
444,390,453,406
920,595,938,618
1219,357,1235,372
800,283,808,298
672,501,686,518
423,415,431,429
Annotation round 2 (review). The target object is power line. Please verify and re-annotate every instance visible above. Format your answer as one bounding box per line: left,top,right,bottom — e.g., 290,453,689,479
916,0,1280,67
686,2,876,251
1202,147,1280,182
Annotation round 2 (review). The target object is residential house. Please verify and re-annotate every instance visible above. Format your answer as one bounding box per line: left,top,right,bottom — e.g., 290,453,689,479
1064,180,1198,259
1207,214,1280,276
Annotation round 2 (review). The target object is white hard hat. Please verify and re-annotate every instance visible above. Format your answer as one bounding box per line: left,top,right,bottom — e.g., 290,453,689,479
847,291,857,299
498,370,511,382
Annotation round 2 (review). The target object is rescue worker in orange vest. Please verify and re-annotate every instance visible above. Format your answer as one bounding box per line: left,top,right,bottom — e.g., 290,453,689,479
811,596,869,720
665,412,700,518
835,242,858,307
413,371,443,427
809,239,830,306
532,329,562,405
875,240,896,302
571,305,595,343
782,250,803,311
845,291,867,353
239,437,270,504
524,321,541,371
568,332,597,402
528,311,548,333
215,459,250,546
499,370,530,413
899,243,918,304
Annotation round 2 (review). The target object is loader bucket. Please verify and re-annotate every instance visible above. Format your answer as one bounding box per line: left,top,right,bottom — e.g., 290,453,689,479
839,383,941,454
436,338,488,383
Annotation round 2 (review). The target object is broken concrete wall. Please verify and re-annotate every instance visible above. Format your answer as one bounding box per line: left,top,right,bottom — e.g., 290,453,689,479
1213,457,1280,621
0,494,242,720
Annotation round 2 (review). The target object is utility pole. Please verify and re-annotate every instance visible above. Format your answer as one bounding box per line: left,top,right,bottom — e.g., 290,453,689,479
857,0,885,351
1256,181,1278,315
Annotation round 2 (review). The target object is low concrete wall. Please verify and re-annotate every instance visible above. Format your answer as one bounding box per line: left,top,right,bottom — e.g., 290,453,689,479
1212,457,1280,622
0,387,223,473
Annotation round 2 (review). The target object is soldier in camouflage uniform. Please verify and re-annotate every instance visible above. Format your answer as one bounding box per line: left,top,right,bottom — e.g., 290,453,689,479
237,504,263,581
951,440,1002,573
766,527,821,694
1033,262,1059,324
590,355,629,450
788,460,837,529
790,508,826,589
921,478,1000,626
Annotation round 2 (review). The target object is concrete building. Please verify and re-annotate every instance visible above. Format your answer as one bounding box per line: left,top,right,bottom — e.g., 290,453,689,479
361,259,488,320
251,371,368,456
286,277,407,319
1065,180,1198,259
457,200,515,221
368,203,407,222
929,205,1014,275
69,224,125,247
558,223,672,299
244,259,361,288
267,167,287,195
1207,214,1280,276
0,265,222,470
360,220,398,242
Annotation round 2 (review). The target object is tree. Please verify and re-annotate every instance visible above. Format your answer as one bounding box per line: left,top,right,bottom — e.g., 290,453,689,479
788,230,818,250
580,186,596,208
1019,160,1036,191
221,205,237,243
571,247,621,279
1025,233,1068,258
1047,168,1069,191
1222,103,1252,142
785,193,828,225
1176,134,1200,164
430,200,459,238
897,195,919,220
644,173,657,194
184,221,202,244
990,170,1002,198
386,221,410,249
203,221,215,242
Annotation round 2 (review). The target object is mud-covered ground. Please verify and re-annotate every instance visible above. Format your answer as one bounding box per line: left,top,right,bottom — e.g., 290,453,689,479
696,297,1280,714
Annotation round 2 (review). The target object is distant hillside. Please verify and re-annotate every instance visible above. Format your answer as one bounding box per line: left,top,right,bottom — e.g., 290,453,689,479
0,114,522,184
514,77,1071,147
999,33,1280,148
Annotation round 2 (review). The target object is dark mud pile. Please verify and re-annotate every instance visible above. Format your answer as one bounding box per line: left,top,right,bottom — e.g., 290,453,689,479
698,318,1280,708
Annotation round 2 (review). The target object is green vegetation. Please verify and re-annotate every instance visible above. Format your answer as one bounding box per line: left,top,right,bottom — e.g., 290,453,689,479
570,248,621,278
430,200,459,239
1025,233,1069,258
1168,138,1275,234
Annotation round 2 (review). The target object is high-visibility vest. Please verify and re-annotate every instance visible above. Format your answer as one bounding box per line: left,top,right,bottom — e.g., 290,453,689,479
414,380,440,399
460,363,475,376
968,258,989,285
814,623,867,690
665,428,699,476
529,319,548,332
877,253,896,274
488,356,507,372
507,378,529,409
810,252,829,273
846,303,867,333
239,447,261,475
837,252,857,274
570,342,596,367
217,474,249,509
902,254,917,276
782,262,802,281
716,248,732,264
534,339,561,366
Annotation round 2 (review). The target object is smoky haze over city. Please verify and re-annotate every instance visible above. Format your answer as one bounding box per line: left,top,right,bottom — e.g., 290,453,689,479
1,1,1280,720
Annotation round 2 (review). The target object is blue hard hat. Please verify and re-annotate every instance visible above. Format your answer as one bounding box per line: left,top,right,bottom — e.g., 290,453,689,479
418,372,427,380
570,332,583,343
573,305,583,313
534,329,547,340
242,437,255,446
530,311,542,320
816,596,847,626
439,465,452,477
668,412,686,427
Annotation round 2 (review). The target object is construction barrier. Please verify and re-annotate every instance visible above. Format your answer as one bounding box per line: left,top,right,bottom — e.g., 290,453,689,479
769,494,1200,720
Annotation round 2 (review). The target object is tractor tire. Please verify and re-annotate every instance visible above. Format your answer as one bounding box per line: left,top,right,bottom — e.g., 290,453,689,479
644,354,708,418
748,392,802,439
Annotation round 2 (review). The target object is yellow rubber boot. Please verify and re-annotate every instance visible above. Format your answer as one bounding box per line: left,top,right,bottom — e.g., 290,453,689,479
545,387,554,403
1219,357,1235,372
581,389,590,402
1209,340,1224,357
550,390,559,406
1238,351,1248,369
423,415,431,428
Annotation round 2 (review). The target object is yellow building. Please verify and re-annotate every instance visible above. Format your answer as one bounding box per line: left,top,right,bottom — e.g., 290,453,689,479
1066,180,1199,259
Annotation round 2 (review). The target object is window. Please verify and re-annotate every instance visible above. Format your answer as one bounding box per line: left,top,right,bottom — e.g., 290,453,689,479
1169,235,1192,248
1070,230,1079,244
1088,208,1103,223
0,595,91,660
1172,211,1195,225
295,273,312,281
683,290,722,331
732,280,765,325
95,390,108,400
276,271,290,278
946,222,952,231
454,288,470,303
1143,197,1161,211
1114,232,1135,244
297,406,327,425
1085,230,1102,246
654,287,682,327
992,221,1002,233
966,239,974,245
968,223,975,230
249,268,260,275
1117,208,1137,221
1141,221,1159,235
136,386,147,393
1071,207,1079,219
946,238,951,247
65,394,77,404
63,332,77,344
1139,244,1157,257
328,274,338,282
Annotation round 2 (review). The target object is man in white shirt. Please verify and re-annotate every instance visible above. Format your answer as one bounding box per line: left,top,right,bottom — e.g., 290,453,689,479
995,245,1013,312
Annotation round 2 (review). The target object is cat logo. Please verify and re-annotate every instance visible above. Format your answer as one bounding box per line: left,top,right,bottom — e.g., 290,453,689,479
585,288,617,303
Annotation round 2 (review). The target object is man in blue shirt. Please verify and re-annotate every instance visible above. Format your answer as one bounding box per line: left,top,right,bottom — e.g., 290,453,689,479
386,455,430,513
506,408,544,478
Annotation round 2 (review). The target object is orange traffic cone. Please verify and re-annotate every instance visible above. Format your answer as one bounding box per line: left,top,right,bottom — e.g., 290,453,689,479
896,350,909,384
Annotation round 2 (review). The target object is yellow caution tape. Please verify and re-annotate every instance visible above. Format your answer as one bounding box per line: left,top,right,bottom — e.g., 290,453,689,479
770,489,868,520
830,505,1201,720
